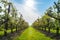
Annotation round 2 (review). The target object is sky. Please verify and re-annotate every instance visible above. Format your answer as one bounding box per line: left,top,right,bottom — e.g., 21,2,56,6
10,0,57,25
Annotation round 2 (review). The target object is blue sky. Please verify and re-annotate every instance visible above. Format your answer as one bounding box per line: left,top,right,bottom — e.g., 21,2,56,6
10,0,57,25
35,0,57,14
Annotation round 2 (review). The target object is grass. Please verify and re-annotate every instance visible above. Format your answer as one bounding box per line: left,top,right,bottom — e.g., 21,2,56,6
14,27,53,40
40,27,59,33
0,29,16,36
0,31,4,36
46,28,56,33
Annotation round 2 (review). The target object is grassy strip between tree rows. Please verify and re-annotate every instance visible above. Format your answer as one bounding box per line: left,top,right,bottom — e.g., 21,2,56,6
13,27,54,40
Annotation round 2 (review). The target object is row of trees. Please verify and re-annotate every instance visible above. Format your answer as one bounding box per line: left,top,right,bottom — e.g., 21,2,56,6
32,0,60,35
0,0,29,36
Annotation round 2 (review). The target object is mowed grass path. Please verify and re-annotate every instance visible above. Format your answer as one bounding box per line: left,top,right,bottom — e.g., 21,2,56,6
14,27,53,40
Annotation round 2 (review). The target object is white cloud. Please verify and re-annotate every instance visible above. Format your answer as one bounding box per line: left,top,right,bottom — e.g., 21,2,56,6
12,0,41,25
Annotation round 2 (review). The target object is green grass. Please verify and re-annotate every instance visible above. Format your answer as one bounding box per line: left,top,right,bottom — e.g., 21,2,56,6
40,28,59,33
0,31,4,36
0,29,16,36
46,28,56,33
7,29,16,33
14,27,53,40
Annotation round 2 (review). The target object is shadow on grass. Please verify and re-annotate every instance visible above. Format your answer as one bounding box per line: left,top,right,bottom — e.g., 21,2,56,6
34,28,60,40
0,28,27,40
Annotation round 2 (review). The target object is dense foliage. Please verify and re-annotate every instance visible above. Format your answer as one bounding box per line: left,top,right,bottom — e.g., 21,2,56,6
32,0,60,35
0,0,29,36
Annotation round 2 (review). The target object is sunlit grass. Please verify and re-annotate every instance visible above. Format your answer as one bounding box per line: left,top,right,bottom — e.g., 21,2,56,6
0,31,4,36
14,27,53,40
0,29,16,36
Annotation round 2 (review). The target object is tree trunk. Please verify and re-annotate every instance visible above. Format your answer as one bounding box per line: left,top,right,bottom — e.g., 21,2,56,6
45,27,46,31
56,27,59,36
11,28,13,33
16,25,17,32
4,22,8,36
48,27,50,33
42,27,43,30
11,24,13,33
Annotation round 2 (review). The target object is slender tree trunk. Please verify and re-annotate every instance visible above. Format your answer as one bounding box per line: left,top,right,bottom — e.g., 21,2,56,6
45,27,46,31
56,27,59,36
16,25,17,32
42,27,43,30
48,27,50,33
4,20,8,36
11,24,13,33
4,3,10,36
